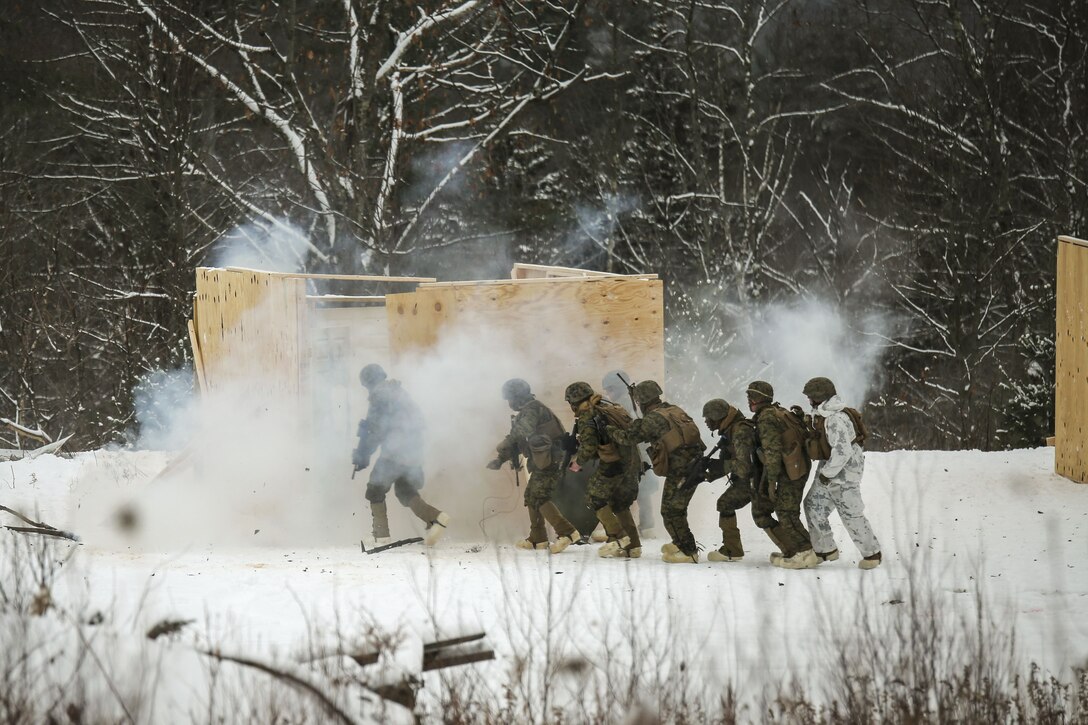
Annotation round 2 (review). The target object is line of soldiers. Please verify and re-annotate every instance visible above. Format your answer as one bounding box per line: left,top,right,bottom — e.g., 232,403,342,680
350,362,881,570
486,373,883,569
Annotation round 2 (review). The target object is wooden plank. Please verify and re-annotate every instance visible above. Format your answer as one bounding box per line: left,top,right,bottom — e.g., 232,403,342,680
306,295,387,303
1055,236,1088,483
511,262,620,279
1058,235,1088,250
223,266,434,283
419,274,657,289
187,319,209,396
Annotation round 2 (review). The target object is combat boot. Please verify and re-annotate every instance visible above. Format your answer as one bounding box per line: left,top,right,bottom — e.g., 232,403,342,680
424,512,450,546
661,542,679,555
598,540,622,558
859,551,882,569
662,549,699,564
550,535,575,554
707,548,743,562
613,543,642,559
590,523,609,543
817,549,839,562
774,548,819,570
516,539,549,550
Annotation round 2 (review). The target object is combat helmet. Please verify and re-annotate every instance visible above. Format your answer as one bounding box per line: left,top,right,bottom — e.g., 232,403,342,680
501,378,532,403
632,380,663,406
564,381,595,406
702,398,731,425
802,377,837,403
745,380,774,404
359,363,387,389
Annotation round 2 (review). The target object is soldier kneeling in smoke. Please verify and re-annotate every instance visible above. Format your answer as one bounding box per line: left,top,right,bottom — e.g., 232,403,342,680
565,381,642,559
801,377,882,569
487,378,580,554
353,364,450,545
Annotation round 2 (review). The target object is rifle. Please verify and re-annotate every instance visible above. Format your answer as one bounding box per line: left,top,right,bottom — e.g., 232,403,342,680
682,436,727,490
512,451,522,488
615,372,642,419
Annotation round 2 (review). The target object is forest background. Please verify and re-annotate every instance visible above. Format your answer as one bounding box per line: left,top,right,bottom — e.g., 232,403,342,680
1,0,1083,452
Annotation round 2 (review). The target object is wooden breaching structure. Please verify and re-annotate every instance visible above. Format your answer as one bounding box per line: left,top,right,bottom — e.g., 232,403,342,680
187,263,667,539
1056,236,1088,484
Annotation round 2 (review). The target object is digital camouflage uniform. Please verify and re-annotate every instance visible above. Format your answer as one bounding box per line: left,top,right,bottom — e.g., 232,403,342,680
354,368,444,540
749,387,814,561
700,400,771,560
571,389,642,554
493,392,577,546
802,388,881,564
603,370,659,534
611,384,704,557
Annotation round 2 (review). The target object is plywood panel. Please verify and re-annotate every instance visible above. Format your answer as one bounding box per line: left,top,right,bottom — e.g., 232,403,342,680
192,268,307,407
388,276,665,402
1055,236,1088,483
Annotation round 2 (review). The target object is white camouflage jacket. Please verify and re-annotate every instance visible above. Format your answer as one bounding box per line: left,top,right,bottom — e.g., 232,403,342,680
814,395,864,484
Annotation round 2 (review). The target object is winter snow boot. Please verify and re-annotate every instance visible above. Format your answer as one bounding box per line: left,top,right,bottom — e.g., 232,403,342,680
408,495,442,526
817,549,839,562
595,505,623,541
424,512,450,546
661,542,679,555
540,502,577,540
710,514,744,561
616,508,642,552
516,539,549,550
371,501,391,540
550,535,575,554
774,548,819,570
859,551,882,570
663,549,699,564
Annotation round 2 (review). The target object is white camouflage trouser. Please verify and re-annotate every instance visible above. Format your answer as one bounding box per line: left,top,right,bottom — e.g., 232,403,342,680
803,477,880,558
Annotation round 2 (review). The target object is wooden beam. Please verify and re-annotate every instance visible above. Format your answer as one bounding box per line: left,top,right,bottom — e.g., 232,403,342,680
223,266,435,283
419,274,657,288
1058,235,1088,249
187,319,209,396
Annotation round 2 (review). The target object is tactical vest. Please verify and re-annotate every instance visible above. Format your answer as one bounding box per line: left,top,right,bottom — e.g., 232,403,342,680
718,417,756,480
755,404,811,481
649,403,704,476
593,400,634,463
807,408,867,461
518,400,565,469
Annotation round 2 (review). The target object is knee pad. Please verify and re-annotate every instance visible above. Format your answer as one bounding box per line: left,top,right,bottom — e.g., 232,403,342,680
393,479,418,506
365,484,388,504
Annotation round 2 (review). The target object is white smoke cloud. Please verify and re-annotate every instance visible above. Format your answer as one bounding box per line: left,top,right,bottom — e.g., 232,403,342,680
209,219,311,272
668,296,895,417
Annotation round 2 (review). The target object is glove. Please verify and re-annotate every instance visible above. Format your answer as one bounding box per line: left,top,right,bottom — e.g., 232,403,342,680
705,458,727,482
486,458,503,471
818,473,830,485
352,450,371,470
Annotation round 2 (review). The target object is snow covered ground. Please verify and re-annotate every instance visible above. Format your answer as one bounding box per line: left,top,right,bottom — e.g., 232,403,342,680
1,445,1085,721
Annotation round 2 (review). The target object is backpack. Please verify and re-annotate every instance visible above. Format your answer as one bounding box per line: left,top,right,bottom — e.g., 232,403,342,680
806,407,868,460
757,404,811,481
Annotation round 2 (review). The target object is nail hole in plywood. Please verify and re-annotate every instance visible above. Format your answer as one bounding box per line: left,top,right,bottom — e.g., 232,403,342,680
398,304,404,314
435,302,442,312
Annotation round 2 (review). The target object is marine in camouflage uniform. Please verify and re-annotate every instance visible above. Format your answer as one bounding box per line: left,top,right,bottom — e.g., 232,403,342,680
801,377,882,569
698,399,771,562
609,380,705,563
353,364,449,545
565,381,642,558
603,370,659,537
747,380,818,569
487,378,578,554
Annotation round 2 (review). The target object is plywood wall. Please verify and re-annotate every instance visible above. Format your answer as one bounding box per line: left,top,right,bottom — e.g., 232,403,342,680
192,268,307,402
386,275,665,403
1056,236,1088,483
